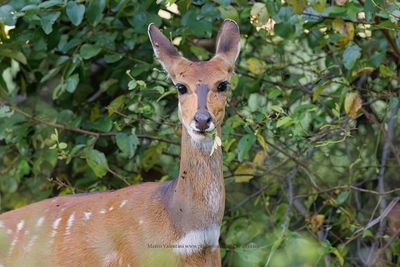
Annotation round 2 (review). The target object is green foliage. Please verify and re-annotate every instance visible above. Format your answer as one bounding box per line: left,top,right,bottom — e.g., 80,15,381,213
0,0,400,266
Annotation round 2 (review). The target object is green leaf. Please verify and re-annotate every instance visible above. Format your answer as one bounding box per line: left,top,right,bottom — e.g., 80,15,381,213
66,1,85,26
312,82,329,102
274,22,295,38
38,0,63,9
65,74,79,93
40,12,61,35
335,190,350,206
141,145,165,171
0,105,14,118
104,53,123,63
86,0,106,26
236,134,256,161
218,5,239,22
250,3,269,28
116,133,139,159
343,44,361,70
0,5,17,26
89,117,112,132
79,44,101,59
276,116,294,128
0,49,27,65
84,148,109,177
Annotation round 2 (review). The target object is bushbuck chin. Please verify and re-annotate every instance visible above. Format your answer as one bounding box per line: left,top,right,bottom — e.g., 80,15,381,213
0,19,240,266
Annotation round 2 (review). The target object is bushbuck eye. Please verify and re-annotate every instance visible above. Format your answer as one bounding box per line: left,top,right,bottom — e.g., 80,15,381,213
176,83,187,94
217,81,228,92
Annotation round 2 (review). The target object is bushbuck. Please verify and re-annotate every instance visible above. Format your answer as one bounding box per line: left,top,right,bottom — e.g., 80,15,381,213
0,19,240,267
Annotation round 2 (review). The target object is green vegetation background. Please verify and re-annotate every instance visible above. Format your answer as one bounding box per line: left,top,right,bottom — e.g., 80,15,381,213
0,0,399,266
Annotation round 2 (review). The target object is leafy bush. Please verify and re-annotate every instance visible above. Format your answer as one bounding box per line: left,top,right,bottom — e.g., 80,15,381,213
1,0,399,266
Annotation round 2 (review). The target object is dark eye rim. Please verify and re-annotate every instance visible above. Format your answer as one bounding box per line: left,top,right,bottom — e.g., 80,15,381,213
217,81,229,92
176,83,187,95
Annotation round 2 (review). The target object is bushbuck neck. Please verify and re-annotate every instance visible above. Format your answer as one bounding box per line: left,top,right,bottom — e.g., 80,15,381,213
148,19,240,232
0,20,240,267
165,127,224,232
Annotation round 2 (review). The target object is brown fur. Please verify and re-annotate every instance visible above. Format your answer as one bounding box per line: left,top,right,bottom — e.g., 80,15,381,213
0,20,240,267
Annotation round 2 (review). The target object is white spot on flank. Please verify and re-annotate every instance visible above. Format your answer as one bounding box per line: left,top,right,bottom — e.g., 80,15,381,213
108,206,114,212
102,251,118,266
119,200,128,208
25,235,38,252
99,209,106,214
36,216,45,228
52,218,62,234
65,212,75,236
139,219,144,225
9,220,24,256
173,224,220,255
83,211,92,221
49,217,62,244
0,220,4,228
6,229,12,235
17,220,25,231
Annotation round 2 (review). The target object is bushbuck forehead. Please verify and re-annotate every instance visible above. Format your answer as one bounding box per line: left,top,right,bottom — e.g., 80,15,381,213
170,59,232,88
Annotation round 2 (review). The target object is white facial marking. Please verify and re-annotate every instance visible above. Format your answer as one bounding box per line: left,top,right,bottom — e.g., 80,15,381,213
65,212,75,236
174,224,220,255
119,200,128,208
83,211,92,221
109,206,114,212
36,217,45,228
190,120,215,134
99,208,106,214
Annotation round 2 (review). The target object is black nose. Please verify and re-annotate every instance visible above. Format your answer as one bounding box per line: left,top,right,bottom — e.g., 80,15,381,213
194,111,211,132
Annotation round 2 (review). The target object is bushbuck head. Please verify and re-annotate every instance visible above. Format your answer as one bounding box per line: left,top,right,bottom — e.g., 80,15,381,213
148,20,240,144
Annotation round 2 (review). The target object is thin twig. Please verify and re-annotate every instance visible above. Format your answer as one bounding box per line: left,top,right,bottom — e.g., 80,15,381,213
9,105,180,145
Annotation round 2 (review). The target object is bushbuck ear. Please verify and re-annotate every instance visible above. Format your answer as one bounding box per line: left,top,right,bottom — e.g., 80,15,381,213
215,19,240,67
148,23,181,74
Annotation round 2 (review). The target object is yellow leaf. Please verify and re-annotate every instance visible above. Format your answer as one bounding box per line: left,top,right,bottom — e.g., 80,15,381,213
210,135,222,156
246,58,267,75
253,150,267,167
332,19,354,46
344,92,362,119
90,104,101,122
331,247,345,266
310,214,325,233
234,162,256,183
288,0,307,14
351,67,374,78
256,133,268,151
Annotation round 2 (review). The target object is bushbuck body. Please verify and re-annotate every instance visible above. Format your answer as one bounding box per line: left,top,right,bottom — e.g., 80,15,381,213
0,20,240,267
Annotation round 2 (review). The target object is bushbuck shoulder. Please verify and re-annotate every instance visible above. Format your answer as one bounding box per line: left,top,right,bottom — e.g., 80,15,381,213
0,19,240,267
